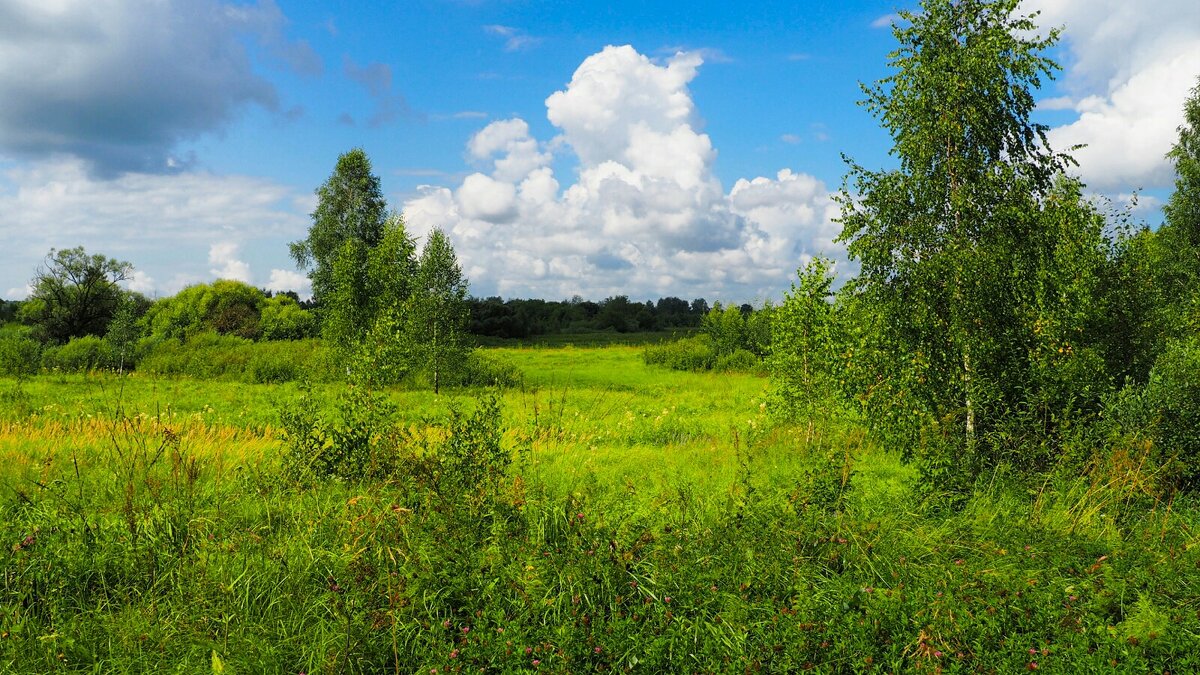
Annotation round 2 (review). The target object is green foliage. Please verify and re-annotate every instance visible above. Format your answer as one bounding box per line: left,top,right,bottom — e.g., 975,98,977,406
290,149,404,356
771,258,841,418
105,292,145,373
41,335,111,373
4,347,1200,672
407,228,470,393
643,334,716,371
138,332,328,383
1142,337,1200,490
23,246,132,343
834,0,1121,493
143,280,266,341
0,331,41,376
258,294,317,340
1164,79,1200,251
280,382,400,482
290,147,389,310
701,303,747,356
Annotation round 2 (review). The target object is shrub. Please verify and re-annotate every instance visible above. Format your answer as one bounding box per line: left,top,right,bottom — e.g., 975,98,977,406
41,335,112,372
454,351,523,388
138,332,326,383
0,333,41,376
642,335,716,371
715,348,761,373
280,383,399,482
1143,337,1200,489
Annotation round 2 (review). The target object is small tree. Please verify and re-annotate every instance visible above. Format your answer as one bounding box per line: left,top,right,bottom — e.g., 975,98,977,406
290,148,390,350
834,0,1108,491
23,247,132,343
407,229,469,394
772,258,838,418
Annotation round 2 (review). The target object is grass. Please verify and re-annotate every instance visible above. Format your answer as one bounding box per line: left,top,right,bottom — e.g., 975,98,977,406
1,345,1199,672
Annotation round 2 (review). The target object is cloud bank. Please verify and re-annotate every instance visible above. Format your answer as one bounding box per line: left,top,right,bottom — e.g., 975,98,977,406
403,45,841,301
0,0,317,176
1027,0,1200,192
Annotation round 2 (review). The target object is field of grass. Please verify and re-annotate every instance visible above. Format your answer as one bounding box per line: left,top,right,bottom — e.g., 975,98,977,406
2,345,1199,672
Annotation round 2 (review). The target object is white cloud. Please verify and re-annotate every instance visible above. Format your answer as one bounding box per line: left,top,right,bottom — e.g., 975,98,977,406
483,25,541,52
266,268,311,298
456,173,518,223
0,157,308,297
467,118,551,183
4,284,32,300
871,13,899,29
403,45,840,301
208,241,253,283
1023,0,1200,192
122,270,155,295
0,0,315,175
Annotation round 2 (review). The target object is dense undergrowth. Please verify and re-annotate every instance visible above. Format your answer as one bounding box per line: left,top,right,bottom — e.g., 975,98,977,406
2,346,1198,673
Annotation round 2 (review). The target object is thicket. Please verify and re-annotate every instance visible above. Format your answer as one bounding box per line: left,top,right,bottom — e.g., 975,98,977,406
642,302,771,373
767,3,1200,500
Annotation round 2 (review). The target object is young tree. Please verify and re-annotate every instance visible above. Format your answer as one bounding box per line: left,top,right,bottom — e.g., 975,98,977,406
290,148,390,350
836,0,1089,486
407,229,469,394
22,247,132,343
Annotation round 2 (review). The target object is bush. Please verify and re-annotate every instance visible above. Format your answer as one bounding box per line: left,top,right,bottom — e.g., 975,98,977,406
0,333,41,376
715,348,761,373
138,332,328,383
41,335,112,372
454,351,523,388
642,335,716,371
1143,337,1200,489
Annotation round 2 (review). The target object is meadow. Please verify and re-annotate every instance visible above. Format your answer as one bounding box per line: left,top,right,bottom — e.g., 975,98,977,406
1,345,1198,673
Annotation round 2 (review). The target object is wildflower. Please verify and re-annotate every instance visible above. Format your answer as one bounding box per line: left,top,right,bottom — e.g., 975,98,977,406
954,559,964,566
532,660,541,667
462,626,470,634
595,647,602,654
443,620,451,628
525,647,533,655
933,651,943,658
1028,662,1038,670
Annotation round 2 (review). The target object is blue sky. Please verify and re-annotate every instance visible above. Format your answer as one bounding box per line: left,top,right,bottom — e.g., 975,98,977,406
1,0,1196,302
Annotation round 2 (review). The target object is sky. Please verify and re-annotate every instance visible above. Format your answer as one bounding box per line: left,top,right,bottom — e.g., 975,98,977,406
1,0,1197,303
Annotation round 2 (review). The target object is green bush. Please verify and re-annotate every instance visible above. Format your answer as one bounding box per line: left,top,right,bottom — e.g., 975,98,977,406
1143,337,1200,489
715,348,761,373
138,332,327,383
454,351,523,388
0,333,41,376
642,335,716,371
41,335,112,372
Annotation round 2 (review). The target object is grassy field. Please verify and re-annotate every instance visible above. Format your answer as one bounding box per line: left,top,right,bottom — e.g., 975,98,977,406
2,345,1198,673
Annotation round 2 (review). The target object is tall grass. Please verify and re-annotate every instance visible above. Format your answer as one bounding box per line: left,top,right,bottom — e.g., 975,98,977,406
1,346,1198,672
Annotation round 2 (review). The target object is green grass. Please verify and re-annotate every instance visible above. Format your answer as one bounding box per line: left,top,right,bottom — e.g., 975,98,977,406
2,345,1199,673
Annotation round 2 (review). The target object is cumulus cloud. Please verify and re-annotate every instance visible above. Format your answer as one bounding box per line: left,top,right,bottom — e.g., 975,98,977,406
0,0,315,176
4,284,32,301
123,270,156,295
208,242,253,283
0,157,308,297
267,269,312,298
403,45,840,301
1024,0,1200,192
